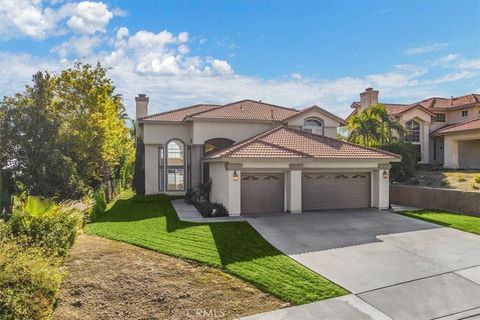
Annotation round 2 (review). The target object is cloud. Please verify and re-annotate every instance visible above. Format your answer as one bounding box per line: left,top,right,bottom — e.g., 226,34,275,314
66,1,113,34
458,58,480,70
405,43,448,55
51,35,102,59
0,0,116,40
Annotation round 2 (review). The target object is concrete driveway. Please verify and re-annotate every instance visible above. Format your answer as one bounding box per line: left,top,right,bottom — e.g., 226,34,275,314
243,209,480,320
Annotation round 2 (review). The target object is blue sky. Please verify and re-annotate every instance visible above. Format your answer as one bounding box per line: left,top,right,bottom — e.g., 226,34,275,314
1,0,479,117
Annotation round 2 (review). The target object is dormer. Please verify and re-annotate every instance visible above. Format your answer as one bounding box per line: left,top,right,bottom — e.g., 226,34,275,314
284,105,347,138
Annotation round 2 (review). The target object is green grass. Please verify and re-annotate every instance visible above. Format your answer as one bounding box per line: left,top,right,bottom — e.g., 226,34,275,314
401,210,480,235
87,190,347,304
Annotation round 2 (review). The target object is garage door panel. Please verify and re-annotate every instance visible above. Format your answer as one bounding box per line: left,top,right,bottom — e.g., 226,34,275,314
241,173,284,214
302,172,370,210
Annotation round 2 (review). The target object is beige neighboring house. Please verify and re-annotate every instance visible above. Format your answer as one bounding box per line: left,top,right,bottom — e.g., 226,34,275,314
348,88,480,169
135,95,400,215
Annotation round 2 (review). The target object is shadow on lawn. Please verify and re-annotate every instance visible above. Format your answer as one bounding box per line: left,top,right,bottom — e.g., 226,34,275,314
96,194,281,266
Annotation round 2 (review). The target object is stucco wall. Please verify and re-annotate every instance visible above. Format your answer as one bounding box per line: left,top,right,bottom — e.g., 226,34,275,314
143,123,192,145
209,162,229,207
145,144,159,195
390,184,480,216
459,140,480,169
192,121,273,144
446,106,477,124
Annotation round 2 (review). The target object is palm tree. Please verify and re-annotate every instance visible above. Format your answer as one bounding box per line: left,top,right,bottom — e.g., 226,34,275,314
347,104,406,147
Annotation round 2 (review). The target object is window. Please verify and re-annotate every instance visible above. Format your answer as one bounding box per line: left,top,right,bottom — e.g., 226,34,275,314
158,147,164,191
462,110,469,117
302,118,324,135
433,113,445,122
405,120,420,143
157,139,186,191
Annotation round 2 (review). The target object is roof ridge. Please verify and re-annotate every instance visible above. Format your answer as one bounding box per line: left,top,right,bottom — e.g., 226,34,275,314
141,103,219,120
281,126,401,158
190,99,299,119
436,118,480,134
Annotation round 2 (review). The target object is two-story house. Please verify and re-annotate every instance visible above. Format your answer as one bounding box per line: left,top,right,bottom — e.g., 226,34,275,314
135,94,400,215
348,88,480,169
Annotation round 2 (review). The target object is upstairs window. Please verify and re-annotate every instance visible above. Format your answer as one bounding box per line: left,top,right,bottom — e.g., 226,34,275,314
166,140,185,191
405,120,420,143
302,118,324,135
462,110,469,117
167,140,184,166
433,113,445,122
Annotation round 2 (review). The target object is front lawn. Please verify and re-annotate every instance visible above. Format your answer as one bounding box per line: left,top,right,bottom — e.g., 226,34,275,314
401,210,480,235
87,190,347,305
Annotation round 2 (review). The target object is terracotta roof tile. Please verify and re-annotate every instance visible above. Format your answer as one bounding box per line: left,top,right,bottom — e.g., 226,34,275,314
207,126,400,160
191,99,299,121
140,104,219,122
435,119,480,134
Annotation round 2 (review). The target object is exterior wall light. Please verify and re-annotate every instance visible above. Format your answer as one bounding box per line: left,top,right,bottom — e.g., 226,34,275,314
383,170,389,179
233,170,239,181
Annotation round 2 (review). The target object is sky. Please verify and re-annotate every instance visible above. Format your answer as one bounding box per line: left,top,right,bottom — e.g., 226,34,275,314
1,0,479,118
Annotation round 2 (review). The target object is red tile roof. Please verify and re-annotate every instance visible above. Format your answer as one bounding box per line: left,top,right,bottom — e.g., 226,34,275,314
206,126,401,160
435,119,480,134
140,104,219,122
190,99,299,121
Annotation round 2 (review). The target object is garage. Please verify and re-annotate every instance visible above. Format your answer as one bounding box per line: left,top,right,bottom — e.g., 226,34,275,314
302,172,371,211
241,173,284,214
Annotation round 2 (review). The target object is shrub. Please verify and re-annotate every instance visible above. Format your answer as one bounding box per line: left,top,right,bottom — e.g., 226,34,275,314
195,202,229,217
458,176,467,182
185,188,196,204
475,176,480,184
0,235,63,320
472,183,479,190
90,188,107,222
379,141,417,181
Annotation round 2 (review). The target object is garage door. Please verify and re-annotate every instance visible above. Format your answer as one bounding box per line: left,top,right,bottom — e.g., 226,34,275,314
302,172,370,211
241,173,284,214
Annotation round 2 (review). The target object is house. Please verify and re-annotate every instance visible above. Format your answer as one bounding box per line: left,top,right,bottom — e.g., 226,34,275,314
135,94,400,215
348,88,480,169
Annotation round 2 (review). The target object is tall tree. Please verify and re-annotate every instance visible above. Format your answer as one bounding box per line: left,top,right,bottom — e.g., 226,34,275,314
347,104,406,147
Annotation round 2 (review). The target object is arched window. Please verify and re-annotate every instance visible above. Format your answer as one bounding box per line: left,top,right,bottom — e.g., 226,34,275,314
204,138,235,156
162,140,184,191
302,118,324,135
405,120,420,143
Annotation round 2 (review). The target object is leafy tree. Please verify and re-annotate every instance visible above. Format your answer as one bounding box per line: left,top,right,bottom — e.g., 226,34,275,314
0,63,134,200
347,104,416,180
347,104,406,147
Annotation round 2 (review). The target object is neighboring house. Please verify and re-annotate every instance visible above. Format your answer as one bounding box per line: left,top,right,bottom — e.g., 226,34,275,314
348,88,480,169
136,94,400,215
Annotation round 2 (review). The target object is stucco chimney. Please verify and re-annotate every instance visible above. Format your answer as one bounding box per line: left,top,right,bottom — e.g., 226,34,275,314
135,94,149,119
360,88,379,111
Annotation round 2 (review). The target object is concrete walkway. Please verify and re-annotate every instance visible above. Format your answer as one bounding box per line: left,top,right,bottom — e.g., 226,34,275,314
171,199,246,223
242,210,480,320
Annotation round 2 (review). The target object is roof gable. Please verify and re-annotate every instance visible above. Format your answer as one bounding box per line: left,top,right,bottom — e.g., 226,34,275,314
284,105,347,125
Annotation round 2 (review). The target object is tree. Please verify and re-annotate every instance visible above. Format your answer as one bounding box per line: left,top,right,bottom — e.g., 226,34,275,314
347,104,416,181
347,104,406,147
0,63,134,200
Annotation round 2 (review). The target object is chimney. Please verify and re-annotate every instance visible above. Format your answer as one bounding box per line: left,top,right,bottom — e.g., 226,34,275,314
135,94,149,119
360,88,379,112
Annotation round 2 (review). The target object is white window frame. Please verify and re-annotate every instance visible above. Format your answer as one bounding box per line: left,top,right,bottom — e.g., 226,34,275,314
302,118,324,135
405,120,421,144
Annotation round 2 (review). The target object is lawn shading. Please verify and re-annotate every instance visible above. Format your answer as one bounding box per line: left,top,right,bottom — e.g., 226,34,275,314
87,190,348,304
401,210,480,235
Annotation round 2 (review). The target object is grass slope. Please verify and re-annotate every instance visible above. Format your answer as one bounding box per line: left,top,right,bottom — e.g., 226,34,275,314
401,210,480,235
87,191,347,305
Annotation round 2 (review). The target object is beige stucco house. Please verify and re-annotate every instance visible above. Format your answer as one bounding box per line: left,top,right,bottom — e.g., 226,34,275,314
348,88,480,169
136,95,400,215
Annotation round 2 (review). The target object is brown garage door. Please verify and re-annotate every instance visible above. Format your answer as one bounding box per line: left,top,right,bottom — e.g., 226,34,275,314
241,173,284,214
302,172,370,211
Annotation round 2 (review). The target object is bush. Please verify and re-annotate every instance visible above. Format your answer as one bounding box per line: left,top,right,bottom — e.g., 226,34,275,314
380,141,417,181
472,183,479,190
90,188,107,222
458,176,467,182
475,176,480,184
0,233,63,320
195,202,229,217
